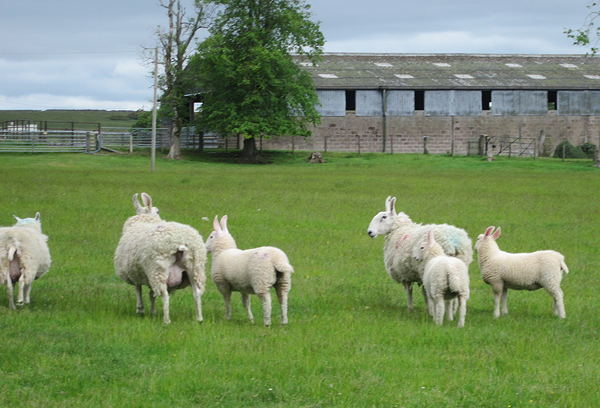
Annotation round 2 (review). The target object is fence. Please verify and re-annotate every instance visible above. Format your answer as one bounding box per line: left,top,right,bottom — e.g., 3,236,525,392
0,130,100,153
467,135,537,158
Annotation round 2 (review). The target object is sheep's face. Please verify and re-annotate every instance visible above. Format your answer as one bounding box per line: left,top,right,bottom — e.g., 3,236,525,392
136,205,160,217
205,231,216,253
13,213,42,233
367,211,395,238
474,234,484,252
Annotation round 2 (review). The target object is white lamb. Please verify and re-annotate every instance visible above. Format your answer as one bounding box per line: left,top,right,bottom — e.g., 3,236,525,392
367,196,472,311
205,215,294,327
415,231,470,327
0,213,51,309
114,193,207,324
475,226,569,319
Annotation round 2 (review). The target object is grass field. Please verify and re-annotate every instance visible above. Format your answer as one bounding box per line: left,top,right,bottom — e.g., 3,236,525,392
0,151,598,407
0,109,139,128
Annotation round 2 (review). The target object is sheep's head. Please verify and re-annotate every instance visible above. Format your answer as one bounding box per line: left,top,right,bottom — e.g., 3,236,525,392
367,196,397,238
132,193,160,218
13,212,42,233
474,226,501,252
414,230,444,262
205,215,236,253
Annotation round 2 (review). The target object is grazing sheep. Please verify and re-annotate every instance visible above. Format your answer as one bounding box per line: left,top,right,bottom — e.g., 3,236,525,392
416,231,470,327
114,193,206,324
205,215,294,327
0,213,51,309
367,196,472,311
475,226,569,319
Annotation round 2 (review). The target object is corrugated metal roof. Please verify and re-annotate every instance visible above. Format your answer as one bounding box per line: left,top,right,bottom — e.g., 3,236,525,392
297,53,600,90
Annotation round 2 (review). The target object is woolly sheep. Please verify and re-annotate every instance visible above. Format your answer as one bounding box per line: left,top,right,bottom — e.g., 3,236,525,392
475,226,569,319
415,231,470,327
205,215,294,327
114,193,207,324
0,212,51,309
367,196,472,311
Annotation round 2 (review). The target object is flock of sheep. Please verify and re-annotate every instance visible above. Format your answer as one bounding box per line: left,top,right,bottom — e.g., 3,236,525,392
0,194,569,328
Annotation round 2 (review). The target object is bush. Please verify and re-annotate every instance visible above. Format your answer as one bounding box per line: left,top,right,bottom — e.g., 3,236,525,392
579,142,597,159
553,140,587,159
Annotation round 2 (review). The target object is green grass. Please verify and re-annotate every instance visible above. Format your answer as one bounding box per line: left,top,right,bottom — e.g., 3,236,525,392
0,109,139,128
0,151,598,407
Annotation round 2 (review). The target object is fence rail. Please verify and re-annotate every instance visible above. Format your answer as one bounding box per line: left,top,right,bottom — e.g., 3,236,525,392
0,130,99,153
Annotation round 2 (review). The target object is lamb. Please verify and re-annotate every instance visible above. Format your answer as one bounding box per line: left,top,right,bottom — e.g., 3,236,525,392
475,226,569,319
415,231,470,327
367,196,472,311
0,212,51,309
205,215,294,327
114,193,207,324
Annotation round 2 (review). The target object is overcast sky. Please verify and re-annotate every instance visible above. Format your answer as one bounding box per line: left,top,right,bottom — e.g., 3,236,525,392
0,0,593,110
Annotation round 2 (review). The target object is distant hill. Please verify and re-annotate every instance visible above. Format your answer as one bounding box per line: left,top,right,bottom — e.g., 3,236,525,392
0,109,146,128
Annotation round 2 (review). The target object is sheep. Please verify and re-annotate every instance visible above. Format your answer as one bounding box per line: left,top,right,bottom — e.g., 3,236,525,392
205,215,294,327
0,212,51,309
415,231,470,327
475,226,569,319
367,196,472,312
114,193,206,324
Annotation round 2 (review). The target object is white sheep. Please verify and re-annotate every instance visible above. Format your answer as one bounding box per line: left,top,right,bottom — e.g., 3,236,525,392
205,215,294,327
475,226,569,319
415,231,470,327
367,196,472,311
0,213,51,309
114,193,207,324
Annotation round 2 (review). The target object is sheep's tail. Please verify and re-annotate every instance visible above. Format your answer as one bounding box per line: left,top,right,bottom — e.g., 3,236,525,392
8,245,18,261
272,251,294,275
560,258,569,275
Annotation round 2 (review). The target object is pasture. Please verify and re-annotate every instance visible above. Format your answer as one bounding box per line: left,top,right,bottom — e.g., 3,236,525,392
0,152,598,407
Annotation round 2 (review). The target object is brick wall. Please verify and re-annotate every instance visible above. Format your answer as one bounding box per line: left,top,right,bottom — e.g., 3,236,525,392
256,111,600,155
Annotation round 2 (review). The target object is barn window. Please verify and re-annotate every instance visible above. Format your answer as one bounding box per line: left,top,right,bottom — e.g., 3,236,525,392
345,90,356,111
548,90,557,110
414,90,425,110
482,90,492,110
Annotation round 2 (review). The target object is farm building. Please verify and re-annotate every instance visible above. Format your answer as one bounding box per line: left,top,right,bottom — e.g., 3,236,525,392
255,53,600,156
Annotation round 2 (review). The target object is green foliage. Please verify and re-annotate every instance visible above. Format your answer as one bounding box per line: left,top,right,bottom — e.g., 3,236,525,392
553,140,587,159
130,110,153,129
579,141,597,159
565,2,600,54
189,0,324,140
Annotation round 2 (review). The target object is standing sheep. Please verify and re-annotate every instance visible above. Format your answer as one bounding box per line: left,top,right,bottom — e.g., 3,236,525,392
367,196,472,311
475,226,569,319
205,215,294,327
415,231,470,327
114,193,206,324
0,213,51,309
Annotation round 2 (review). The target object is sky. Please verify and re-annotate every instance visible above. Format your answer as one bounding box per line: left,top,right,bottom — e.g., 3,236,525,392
0,0,593,111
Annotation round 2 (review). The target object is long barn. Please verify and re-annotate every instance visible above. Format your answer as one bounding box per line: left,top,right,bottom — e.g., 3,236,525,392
259,53,600,155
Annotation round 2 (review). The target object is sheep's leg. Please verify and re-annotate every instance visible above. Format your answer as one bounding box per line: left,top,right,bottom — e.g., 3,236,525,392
135,285,145,315
501,288,509,315
275,274,290,325
491,283,503,318
16,276,26,307
446,299,454,321
5,272,16,310
160,286,171,324
457,296,467,328
547,287,566,319
24,282,32,304
426,292,434,316
148,289,157,316
241,293,254,323
191,283,204,323
422,285,430,315
258,292,272,327
403,282,413,311
433,296,444,325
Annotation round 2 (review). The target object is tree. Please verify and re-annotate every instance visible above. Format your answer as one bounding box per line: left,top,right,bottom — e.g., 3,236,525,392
188,0,324,162
155,0,214,159
565,2,600,54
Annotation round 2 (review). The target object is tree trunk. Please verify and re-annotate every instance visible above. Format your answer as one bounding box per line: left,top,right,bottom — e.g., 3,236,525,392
167,125,181,159
240,136,259,163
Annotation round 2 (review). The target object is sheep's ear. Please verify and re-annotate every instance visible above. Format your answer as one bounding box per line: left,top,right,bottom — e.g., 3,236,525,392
132,193,143,212
141,192,153,209
384,196,392,212
388,196,397,216
13,215,20,222
484,226,495,236
220,215,228,232
213,216,221,233
35,212,41,221
428,230,436,245
492,227,502,240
